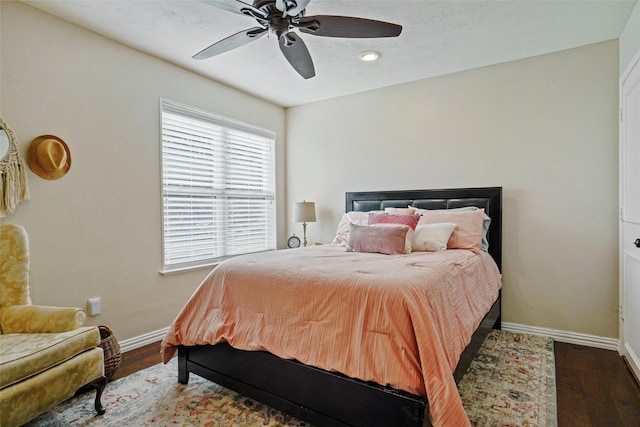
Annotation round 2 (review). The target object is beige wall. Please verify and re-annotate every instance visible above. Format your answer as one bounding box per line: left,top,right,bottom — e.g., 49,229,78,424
286,40,620,338
0,2,286,340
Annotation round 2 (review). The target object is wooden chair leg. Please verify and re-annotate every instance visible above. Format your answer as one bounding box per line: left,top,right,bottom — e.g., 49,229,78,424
87,376,107,415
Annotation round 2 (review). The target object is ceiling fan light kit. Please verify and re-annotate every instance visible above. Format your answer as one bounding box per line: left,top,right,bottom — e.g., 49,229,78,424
195,0,402,79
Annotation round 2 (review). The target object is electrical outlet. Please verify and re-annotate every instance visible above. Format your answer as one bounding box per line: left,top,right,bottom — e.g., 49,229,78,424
87,297,102,316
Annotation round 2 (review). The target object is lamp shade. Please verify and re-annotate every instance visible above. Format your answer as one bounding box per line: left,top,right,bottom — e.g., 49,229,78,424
293,201,316,223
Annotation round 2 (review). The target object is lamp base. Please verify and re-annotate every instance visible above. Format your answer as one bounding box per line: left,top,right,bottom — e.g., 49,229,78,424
302,222,308,247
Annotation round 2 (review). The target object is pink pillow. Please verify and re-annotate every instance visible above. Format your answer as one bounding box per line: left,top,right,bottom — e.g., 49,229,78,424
418,209,484,250
368,214,420,230
346,223,412,255
384,207,416,215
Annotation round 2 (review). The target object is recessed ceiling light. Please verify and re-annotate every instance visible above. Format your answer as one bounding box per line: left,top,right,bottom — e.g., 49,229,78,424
359,50,381,62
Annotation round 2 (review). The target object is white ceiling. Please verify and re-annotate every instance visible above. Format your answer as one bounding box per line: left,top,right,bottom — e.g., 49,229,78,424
21,0,637,107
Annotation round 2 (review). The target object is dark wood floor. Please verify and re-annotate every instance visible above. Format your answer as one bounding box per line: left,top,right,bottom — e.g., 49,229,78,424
113,340,640,426
554,342,640,426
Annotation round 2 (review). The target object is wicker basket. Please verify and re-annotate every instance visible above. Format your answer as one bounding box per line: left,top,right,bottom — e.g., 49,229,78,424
98,325,121,381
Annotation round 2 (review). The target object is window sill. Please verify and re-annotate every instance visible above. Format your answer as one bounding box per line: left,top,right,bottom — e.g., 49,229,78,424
160,249,277,276
159,263,219,276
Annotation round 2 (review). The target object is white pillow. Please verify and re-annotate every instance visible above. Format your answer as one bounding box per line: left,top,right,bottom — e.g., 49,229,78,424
411,223,457,252
332,211,383,244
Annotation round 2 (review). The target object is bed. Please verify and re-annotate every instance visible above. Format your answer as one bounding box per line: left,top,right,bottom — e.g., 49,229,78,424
161,186,502,427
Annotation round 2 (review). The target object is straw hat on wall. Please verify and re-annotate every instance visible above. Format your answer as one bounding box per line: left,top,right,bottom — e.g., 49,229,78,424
27,135,71,180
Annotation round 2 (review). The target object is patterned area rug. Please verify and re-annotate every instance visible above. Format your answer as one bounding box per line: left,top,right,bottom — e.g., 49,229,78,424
26,330,556,427
459,331,557,427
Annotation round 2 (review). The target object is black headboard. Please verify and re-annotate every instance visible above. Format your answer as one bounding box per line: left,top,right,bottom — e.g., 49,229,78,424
345,187,502,270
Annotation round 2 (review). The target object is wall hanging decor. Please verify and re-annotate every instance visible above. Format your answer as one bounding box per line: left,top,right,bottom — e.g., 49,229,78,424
0,117,29,217
28,135,71,180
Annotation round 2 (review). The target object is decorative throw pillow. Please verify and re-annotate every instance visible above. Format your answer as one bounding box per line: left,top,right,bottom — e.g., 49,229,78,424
411,223,457,252
417,209,485,250
332,211,383,244
384,207,416,215
411,206,491,251
368,213,420,230
346,223,413,255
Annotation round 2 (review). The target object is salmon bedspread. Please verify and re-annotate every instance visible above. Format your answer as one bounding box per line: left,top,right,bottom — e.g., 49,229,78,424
161,244,502,427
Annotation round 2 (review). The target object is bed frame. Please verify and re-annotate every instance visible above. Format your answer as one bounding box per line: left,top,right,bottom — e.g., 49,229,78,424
177,187,502,427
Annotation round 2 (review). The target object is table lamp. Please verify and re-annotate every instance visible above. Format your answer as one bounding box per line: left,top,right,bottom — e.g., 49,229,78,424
293,201,316,247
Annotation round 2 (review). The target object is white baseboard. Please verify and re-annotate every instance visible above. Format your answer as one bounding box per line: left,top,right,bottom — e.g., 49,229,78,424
502,322,619,352
118,323,620,354
119,327,170,353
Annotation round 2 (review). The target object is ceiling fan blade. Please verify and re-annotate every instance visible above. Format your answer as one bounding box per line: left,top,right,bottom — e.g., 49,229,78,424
298,15,402,38
200,0,267,19
278,32,315,79
193,27,267,60
275,0,311,17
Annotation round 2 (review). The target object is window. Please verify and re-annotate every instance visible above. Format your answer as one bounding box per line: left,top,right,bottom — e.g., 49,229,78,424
160,100,276,272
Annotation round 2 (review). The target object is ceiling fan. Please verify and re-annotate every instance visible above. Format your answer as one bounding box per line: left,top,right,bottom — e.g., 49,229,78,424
194,0,403,79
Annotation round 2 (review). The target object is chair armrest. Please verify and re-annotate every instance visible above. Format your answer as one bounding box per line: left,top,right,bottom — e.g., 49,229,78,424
1,305,86,333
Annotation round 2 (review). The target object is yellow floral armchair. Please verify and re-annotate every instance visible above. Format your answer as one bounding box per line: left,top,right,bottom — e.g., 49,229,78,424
0,224,106,426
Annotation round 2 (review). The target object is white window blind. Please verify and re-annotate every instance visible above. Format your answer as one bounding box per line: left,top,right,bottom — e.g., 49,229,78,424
161,100,276,272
